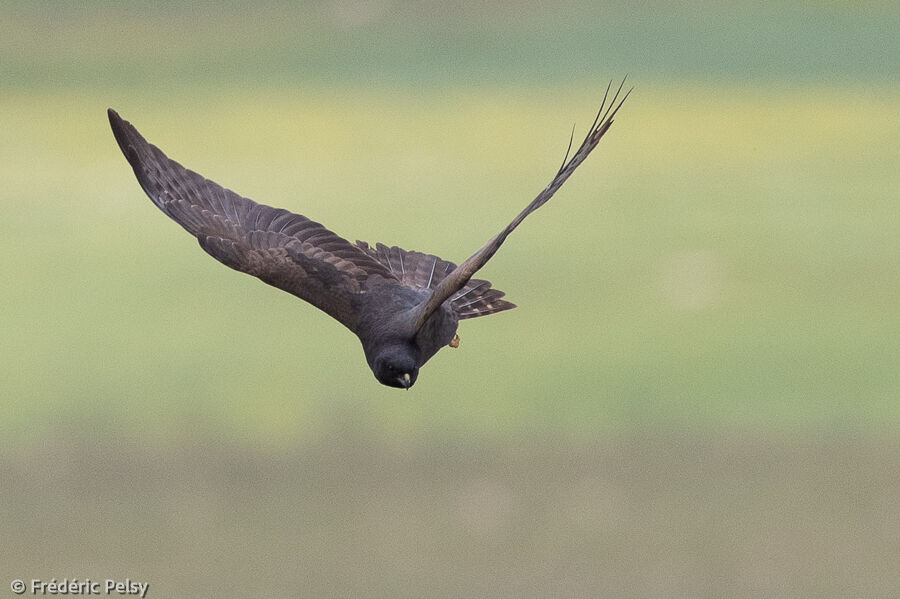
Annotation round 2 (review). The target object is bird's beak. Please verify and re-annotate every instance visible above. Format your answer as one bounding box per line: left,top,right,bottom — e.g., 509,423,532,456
401,373,411,390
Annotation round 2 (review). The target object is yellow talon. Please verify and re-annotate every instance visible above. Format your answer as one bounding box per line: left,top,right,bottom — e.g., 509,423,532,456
449,334,460,348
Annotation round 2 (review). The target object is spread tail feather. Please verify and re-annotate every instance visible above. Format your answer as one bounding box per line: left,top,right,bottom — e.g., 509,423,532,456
356,241,516,319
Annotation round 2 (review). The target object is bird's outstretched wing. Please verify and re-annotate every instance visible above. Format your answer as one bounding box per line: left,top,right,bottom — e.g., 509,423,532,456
108,109,396,332
409,80,631,333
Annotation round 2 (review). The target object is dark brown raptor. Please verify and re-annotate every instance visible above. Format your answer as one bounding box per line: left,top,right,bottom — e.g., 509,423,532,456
108,80,629,388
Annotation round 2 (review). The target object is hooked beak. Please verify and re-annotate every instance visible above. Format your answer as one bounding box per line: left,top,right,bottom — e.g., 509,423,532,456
401,372,411,390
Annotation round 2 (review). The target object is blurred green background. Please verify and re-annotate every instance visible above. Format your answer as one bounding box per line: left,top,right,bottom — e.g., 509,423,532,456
2,1,899,596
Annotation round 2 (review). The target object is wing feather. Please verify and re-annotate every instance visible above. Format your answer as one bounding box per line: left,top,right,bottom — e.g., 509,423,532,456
109,109,396,332
409,79,631,333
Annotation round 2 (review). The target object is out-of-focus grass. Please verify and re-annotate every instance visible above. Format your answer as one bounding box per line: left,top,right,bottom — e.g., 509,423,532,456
3,434,899,597
2,83,899,446
3,1,899,86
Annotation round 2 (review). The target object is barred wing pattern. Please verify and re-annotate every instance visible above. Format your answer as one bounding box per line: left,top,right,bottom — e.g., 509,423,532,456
108,109,397,332
109,109,516,331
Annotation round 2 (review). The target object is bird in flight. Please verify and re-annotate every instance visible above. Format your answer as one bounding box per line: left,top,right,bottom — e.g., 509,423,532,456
109,81,629,389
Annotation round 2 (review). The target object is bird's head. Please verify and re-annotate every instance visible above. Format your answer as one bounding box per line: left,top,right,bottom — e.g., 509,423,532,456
371,346,419,390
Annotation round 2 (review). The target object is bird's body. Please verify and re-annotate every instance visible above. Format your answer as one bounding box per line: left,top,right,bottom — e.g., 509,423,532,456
354,281,458,387
109,81,628,388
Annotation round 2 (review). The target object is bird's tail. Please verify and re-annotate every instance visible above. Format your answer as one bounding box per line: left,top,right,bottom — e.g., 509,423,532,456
355,241,516,319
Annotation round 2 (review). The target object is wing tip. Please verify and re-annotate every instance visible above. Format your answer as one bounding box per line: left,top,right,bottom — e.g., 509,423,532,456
107,107,124,132
107,107,135,157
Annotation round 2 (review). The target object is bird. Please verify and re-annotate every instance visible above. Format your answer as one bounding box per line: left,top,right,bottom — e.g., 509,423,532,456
109,81,629,389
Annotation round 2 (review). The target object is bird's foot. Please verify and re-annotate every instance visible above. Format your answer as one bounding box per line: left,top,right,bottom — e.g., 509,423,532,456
449,334,460,348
